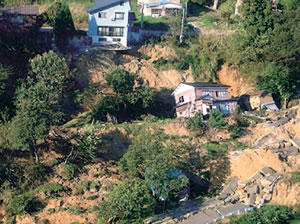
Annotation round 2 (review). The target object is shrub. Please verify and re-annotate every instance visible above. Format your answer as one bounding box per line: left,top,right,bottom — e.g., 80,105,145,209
98,179,156,224
35,183,66,197
229,205,295,224
229,122,244,139
174,60,189,71
4,191,41,217
208,110,227,128
153,57,168,70
186,112,206,131
60,163,79,180
67,206,87,215
71,125,102,164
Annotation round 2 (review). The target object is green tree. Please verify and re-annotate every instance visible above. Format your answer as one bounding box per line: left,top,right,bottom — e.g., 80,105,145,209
46,1,75,48
98,179,156,224
11,51,73,162
229,205,294,224
186,112,206,131
0,64,12,110
208,110,227,128
145,156,189,202
257,63,300,108
105,67,135,95
93,68,155,122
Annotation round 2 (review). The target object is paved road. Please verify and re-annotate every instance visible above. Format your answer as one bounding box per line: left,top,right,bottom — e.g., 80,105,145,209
181,203,250,224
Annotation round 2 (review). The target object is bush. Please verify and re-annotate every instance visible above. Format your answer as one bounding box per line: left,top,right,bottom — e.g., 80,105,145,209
229,122,244,139
208,110,227,128
60,163,79,180
98,179,156,224
153,57,168,70
35,183,66,197
229,205,295,224
4,191,41,217
186,112,206,131
174,60,189,71
71,125,102,164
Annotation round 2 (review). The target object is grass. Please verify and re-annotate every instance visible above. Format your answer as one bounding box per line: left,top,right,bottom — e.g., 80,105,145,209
133,13,169,31
202,142,228,153
198,14,219,29
35,183,66,196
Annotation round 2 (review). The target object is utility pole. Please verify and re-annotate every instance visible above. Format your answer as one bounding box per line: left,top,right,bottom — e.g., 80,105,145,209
141,0,144,29
179,1,186,44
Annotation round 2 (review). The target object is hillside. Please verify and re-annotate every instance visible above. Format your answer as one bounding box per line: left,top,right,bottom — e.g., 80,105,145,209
0,105,299,224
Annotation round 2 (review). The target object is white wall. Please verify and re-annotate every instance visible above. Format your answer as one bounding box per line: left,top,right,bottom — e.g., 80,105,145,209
88,1,131,47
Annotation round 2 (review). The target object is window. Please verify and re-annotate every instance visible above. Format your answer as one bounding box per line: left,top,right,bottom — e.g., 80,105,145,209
179,96,184,103
203,91,212,97
120,1,124,6
113,38,121,42
98,12,106,18
98,27,124,36
115,12,125,20
216,91,227,98
99,37,107,41
152,9,162,15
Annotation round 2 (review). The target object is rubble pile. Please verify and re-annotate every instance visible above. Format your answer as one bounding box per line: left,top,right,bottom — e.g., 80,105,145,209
218,166,281,206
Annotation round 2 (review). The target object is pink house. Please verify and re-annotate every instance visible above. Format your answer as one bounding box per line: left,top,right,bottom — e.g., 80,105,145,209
172,82,238,118
138,0,182,17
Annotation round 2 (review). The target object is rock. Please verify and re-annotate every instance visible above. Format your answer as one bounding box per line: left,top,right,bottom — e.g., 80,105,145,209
219,176,239,200
248,193,256,205
261,166,276,176
273,117,290,127
251,172,263,182
287,109,298,119
285,146,299,155
290,139,300,149
246,185,258,195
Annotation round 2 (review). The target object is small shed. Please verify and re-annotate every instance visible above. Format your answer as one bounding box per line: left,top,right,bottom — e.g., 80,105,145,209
240,90,279,111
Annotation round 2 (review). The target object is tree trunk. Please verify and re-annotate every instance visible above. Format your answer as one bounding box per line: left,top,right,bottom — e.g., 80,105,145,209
235,0,243,15
213,0,219,10
31,144,39,163
34,150,39,163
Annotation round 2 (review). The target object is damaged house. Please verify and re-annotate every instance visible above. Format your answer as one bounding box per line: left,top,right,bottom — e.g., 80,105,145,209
172,82,238,118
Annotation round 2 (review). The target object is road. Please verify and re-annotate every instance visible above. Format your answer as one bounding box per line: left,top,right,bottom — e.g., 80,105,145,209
181,203,250,224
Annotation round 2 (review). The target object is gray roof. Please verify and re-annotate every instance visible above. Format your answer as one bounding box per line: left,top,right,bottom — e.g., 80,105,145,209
182,82,230,88
0,6,39,15
88,0,129,13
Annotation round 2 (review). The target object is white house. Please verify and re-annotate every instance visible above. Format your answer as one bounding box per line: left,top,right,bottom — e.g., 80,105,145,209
87,0,133,47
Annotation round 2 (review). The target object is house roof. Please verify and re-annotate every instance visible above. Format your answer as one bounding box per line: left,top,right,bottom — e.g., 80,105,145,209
88,0,129,13
144,0,182,8
246,90,269,97
182,82,230,88
0,6,39,15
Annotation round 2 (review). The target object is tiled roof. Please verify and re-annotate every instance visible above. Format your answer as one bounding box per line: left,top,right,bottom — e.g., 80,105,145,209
0,6,39,15
182,82,230,88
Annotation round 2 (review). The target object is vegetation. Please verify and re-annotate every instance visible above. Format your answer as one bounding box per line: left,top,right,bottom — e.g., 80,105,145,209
98,179,156,224
229,205,299,224
10,51,73,162
92,67,156,122
186,112,206,131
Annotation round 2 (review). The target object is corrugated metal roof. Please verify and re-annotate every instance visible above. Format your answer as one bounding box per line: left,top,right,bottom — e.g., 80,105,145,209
0,6,39,15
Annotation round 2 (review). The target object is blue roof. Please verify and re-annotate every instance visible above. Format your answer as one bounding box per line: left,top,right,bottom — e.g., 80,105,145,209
144,0,182,7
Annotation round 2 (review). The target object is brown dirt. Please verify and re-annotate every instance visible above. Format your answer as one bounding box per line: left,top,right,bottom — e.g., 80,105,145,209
230,149,289,182
271,181,300,206
218,65,255,97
